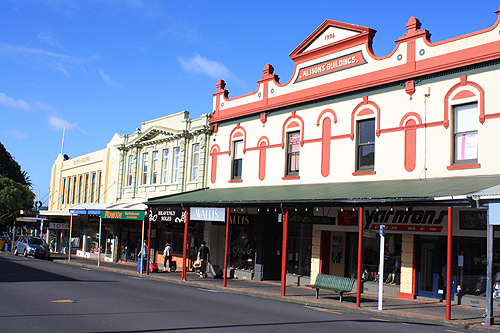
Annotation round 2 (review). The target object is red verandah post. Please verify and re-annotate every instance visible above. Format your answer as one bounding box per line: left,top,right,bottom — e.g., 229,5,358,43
146,211,152,276
182,207,189,281
356,207,363,308
281,208,289,296
223,207,230,288
446,207,452,321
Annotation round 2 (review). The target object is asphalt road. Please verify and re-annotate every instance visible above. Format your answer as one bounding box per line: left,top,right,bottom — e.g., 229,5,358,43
0,253,469,333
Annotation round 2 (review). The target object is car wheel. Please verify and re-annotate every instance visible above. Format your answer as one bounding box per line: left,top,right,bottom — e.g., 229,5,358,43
14,247,18,256
23,249,27,257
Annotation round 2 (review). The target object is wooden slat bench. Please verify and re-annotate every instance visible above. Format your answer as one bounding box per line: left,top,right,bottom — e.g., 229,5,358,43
307,274,355,302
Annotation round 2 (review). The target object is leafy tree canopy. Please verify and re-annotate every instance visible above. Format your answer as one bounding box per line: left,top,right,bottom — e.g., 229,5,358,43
0,142,27,185
0,142,34,231
0,175,35,229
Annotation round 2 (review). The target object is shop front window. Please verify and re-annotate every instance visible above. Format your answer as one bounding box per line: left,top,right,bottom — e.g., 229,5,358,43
287,221,312,276
229,215,255,272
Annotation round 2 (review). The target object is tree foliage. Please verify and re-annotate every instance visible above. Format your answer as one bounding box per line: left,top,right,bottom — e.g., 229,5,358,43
0,142,34,231
0,142,27,185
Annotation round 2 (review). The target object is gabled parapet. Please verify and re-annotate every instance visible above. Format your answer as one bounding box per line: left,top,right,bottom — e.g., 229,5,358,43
211,8,500,124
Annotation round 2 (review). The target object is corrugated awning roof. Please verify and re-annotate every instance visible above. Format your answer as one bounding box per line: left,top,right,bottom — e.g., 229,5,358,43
146,175,500,207
68,202,147,211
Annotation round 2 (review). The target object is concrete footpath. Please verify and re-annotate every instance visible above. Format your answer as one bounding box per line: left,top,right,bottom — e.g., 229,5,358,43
34,254,500,331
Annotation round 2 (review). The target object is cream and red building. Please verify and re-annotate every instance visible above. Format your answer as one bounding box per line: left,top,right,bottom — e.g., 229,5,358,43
149,9,500,302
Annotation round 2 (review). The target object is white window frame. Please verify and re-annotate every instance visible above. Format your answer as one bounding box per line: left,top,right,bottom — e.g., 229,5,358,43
286,131,300,176
191,143,200,181
231,140,243,180
172,147,180,183
142,152,149,185
161,148,169,183
127,154,133,186
151,150,158,184
453,102,478,164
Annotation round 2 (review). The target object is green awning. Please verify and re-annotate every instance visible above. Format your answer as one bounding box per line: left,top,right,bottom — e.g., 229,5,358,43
146,175,500,207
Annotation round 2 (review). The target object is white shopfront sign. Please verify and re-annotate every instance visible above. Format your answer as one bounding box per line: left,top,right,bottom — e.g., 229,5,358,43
190,207,225,222
49,222,69,230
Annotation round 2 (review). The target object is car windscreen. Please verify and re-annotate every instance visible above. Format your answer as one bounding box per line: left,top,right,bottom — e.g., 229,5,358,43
29,238,44,246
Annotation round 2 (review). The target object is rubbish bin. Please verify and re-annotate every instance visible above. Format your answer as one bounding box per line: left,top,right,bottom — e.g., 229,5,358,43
137,258,147,273
4,242,11,252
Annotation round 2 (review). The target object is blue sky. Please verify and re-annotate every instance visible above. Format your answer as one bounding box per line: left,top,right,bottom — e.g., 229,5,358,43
1,0,499,205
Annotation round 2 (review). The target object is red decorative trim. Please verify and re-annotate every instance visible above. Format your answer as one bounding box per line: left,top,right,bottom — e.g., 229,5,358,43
447,163,481,170
260,112,267,126
350,97,381,140
282,176,300,180
210,145,220,184
316,108,338,126
404,119,417,172
397,292,415,299
287,121,300,129
282,112,305,148
289,20,374,63
444,77,485,128
352,171,376,176
405,80,415,100
228,179,243,183
229,124,247,155
357,109,374,117
399,112,422,127
321,117,331,177
258,140,268,181
452,90,476,100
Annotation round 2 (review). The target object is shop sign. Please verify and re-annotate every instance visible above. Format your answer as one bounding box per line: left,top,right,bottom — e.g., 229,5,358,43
289,214,334,224
101,210,145,220
190,207,225,222
49,222,68,229
149,207,186,224
294,51,367,83
88,216,100,223
69,209,87,215
364,207,447,232
459,210,487,230
489,203,500,225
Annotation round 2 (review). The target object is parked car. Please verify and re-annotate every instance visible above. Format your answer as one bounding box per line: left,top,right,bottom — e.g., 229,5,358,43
14,236,50,259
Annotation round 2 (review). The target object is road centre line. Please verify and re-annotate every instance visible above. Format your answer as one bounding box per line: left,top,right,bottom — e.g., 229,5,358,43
304,305,342,315
197,288,220,293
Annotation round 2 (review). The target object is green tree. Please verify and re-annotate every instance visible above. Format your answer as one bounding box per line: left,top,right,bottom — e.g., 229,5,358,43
0,142,28,185
0,142,34,231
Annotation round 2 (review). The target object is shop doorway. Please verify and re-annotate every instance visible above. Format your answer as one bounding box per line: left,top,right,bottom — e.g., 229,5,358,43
417,237,454,300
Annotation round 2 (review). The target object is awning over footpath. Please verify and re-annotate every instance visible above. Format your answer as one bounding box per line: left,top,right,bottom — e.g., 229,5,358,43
146,175,500,207
68,202,147,215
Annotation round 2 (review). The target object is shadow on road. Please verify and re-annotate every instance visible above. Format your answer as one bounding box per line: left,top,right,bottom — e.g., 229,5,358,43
0,256,114,284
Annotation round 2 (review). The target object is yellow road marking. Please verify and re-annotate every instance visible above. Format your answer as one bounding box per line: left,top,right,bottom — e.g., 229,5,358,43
51,300,76,303
445,330,463,333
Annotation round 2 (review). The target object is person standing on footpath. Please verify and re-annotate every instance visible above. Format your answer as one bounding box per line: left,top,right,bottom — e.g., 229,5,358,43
197,241,210,278
163,242,173,272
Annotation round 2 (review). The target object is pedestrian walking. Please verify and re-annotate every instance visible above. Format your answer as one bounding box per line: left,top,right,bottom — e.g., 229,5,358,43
163,242,173,272
197,240,210,278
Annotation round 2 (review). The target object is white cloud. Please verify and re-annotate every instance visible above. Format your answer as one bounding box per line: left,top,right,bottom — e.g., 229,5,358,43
38,31,62,48
178,54,237,81
0,92,31,110
99,69,122,88
0,42,82,76
3,130,31,140
47,115,85,134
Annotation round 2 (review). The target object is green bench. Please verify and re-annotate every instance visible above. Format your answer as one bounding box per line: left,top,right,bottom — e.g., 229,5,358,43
307,274,355,302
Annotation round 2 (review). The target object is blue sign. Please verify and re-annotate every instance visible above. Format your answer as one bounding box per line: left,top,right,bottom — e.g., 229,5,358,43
190,207,226,222
69,209,87,215
489,203,500,225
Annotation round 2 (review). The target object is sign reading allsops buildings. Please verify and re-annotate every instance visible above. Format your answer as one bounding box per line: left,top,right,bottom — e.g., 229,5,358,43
294,51,367,83
190,207,226,222
101,210,145,220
